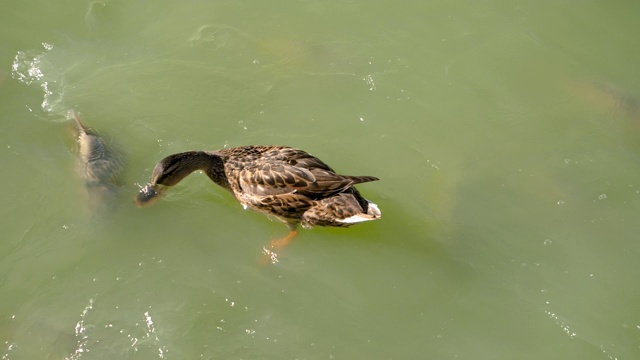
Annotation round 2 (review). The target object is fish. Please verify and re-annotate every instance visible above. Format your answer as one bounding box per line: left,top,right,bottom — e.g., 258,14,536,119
71,111,123,211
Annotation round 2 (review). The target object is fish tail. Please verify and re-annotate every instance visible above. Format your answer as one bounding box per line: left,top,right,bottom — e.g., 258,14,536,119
71,110,88,134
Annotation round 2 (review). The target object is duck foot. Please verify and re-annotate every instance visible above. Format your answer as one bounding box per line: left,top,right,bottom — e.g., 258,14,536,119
269,230,299,249
260,230,299,265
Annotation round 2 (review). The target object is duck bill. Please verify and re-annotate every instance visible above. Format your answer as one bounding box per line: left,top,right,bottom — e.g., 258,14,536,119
135,184,166,207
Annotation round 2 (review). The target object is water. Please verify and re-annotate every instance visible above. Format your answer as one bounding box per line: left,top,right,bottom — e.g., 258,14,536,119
2,0,640,359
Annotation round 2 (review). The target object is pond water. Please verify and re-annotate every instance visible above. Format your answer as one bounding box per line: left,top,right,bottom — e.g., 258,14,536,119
1,1,639,359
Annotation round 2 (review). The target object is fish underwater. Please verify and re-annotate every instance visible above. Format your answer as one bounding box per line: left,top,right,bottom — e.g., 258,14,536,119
71,111,123,213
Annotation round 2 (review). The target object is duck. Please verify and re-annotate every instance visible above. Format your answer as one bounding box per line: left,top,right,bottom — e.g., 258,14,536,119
135,145,381,248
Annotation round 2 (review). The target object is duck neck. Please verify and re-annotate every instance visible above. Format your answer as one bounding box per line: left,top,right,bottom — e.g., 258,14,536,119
201,151,230,190
154,151,230,190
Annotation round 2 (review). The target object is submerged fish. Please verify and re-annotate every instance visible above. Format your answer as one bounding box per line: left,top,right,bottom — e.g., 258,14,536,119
71,111,123,209
573,81,640,121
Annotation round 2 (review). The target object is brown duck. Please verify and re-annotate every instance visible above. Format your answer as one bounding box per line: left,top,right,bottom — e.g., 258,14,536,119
135,146,381,248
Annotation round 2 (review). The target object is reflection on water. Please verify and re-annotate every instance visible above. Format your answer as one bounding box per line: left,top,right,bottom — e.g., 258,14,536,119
67,298,93,359
2,278,213,358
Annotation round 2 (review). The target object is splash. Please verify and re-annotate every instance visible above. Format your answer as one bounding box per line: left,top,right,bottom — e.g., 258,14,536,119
11,42,66,116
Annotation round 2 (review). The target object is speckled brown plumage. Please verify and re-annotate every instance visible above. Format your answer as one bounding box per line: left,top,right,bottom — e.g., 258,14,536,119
136,145,381,245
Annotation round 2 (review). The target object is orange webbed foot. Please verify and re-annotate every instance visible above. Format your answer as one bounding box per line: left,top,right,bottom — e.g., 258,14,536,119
260,229,299,265
269,230,299,250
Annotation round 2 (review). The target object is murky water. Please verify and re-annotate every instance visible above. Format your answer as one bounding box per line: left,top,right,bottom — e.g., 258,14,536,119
1,1,640,359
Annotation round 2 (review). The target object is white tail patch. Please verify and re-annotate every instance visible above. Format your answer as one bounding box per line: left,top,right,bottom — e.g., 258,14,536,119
367,202,381,218
340,214,375,224
339,200,381,224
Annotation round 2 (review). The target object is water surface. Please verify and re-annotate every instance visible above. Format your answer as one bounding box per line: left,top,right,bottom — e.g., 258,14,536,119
1,1,640,359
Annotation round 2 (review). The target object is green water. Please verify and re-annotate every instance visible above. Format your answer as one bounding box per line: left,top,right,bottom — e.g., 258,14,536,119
2,0,640,359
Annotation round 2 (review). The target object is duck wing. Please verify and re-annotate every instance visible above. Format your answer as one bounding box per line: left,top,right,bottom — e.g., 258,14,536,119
237,161,378,200
237,162,315,196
